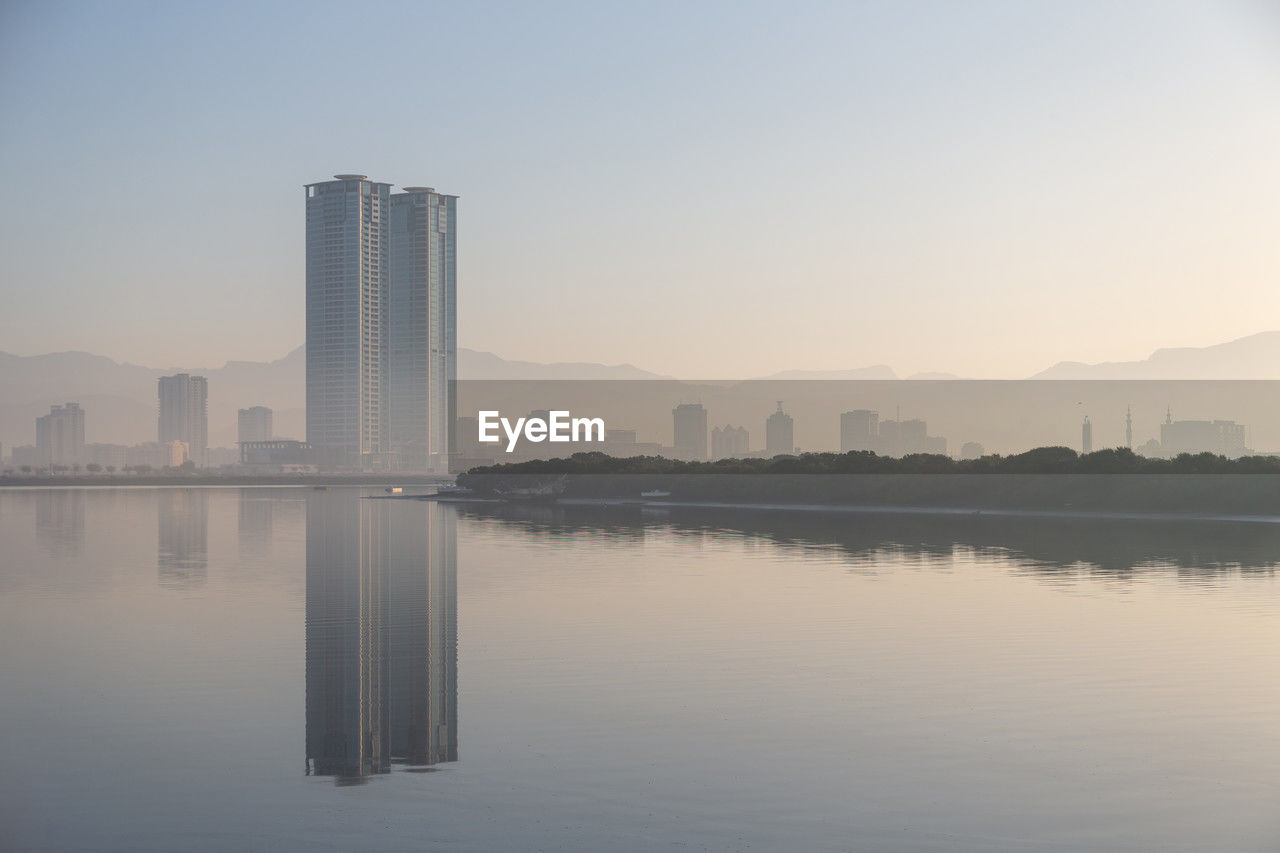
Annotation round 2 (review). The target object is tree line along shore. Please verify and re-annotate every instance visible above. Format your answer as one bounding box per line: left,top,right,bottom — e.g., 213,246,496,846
461,446,1280,476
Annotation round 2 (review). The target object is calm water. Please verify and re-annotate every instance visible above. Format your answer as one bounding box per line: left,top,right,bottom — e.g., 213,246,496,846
2,487,1279,852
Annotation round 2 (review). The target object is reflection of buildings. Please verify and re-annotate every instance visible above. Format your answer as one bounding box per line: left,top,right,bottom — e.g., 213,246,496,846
460,500,1280,578
157,489,208,588
305,493,457,783
237,489,275,555
36,489,85,557
388,501,458,767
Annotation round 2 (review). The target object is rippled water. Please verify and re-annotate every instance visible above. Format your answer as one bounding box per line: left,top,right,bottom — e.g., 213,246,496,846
2,487,1279,851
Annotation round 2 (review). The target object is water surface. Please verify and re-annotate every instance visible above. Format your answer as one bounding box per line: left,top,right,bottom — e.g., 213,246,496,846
2,487,1278,851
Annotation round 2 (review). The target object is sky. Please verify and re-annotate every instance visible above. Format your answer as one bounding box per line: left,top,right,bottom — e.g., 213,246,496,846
2,0,1279,378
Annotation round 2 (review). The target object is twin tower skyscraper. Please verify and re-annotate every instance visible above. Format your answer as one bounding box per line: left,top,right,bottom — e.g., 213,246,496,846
305,175,457,472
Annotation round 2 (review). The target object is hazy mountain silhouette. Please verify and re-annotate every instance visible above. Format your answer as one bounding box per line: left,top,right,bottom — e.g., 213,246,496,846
458,349,669,380
754,366,898,380
1031,331,1280,379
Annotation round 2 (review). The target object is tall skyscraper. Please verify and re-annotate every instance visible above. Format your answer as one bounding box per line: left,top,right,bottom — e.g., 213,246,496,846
306,175,392,469
389,187,457,473
306,175,456,471
1082,416,1093,454
36,403,85,467
158,374,207,468
765,401,794,456
673,403,708,461
238,406,273,444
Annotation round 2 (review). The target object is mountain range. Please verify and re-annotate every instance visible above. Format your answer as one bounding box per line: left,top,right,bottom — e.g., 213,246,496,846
1029,331,1280,379
4,332,1280,451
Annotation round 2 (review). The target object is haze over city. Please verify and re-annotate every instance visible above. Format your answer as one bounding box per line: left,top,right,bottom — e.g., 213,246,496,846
3,1,1280,378
10,4,1280,852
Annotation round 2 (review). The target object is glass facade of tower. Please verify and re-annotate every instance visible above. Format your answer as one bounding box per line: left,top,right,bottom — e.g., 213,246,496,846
388,188,457,473
306,176,455,471
305,176,392,469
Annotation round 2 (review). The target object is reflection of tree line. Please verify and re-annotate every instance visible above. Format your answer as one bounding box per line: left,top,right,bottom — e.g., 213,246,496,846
305,492,458,784
457,503,1280,578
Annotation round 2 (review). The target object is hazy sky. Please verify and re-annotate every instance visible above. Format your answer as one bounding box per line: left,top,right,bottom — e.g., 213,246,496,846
2,0,1279,378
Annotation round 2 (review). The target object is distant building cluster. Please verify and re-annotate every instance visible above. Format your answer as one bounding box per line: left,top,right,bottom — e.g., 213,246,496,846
839,409,946,456
1152,409,1248,458
1084,406,1250,459
5,378,294,475
710,425,749,460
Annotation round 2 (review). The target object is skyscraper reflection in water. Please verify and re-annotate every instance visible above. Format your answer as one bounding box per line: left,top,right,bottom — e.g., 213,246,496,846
35,489,85,558
157,489,208,588
305,492,457,784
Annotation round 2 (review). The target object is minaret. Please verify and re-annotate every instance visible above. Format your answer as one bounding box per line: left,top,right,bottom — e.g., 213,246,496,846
1082,416,1093,454
1125,406,1132,450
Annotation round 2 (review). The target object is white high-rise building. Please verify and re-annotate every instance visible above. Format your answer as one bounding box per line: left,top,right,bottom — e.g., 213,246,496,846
306,175,456,471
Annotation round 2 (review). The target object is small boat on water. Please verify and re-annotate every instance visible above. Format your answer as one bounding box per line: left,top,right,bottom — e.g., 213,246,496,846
385,486,404,494
641,489,672,499
435,483,472,496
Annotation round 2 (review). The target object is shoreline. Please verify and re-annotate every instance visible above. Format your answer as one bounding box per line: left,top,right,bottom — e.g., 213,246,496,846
430,494,1280,525
0,474,450,488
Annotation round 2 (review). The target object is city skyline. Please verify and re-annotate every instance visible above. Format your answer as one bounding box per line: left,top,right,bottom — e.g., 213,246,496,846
7,4,1280,850
4,2,1280,378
